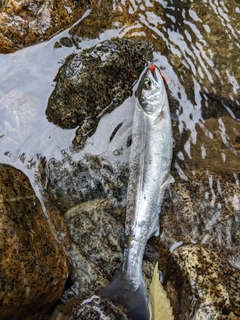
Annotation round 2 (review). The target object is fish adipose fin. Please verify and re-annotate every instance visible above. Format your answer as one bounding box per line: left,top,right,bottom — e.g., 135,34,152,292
99,274,150,320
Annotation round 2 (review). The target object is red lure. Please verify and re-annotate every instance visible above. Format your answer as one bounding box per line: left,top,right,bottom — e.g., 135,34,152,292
149,64,168,84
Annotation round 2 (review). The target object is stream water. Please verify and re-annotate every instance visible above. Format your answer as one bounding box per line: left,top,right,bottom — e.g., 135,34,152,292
0,0,240,282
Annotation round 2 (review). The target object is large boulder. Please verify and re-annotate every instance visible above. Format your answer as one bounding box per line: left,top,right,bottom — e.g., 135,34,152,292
0,164,70,319
46,38,154,149
64,198,154,297
164,244,240,320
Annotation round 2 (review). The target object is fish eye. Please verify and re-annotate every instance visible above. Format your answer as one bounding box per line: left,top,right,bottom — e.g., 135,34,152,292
143,78,152,90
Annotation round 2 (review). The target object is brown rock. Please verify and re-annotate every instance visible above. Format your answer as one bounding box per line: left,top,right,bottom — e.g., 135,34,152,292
0,0,86,53
160,169,240,265
164,244,240,320
176,116,240,173
0,164,70,320
70,295,130,320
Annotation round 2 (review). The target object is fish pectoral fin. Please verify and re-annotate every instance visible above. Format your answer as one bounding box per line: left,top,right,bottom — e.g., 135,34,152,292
148,217,160,238
153,110,164,125
161,174,174,190
99,273,150,320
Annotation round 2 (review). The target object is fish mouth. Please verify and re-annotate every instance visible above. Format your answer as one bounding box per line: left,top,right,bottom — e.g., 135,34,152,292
149,64,167,84
149,64,158,81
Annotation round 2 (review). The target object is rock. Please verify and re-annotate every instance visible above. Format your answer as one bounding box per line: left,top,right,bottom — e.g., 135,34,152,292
175,116,240,173
164,244,240,320
70,295,130,320
39,153,129,213
0,0,165,54
166,0,240,118
63,198,154,317
160,169,240,265
64,197,125,296
46,38,154,148
154,168,240,318
0,164,70,320
49,296,79,320
0,0,86,53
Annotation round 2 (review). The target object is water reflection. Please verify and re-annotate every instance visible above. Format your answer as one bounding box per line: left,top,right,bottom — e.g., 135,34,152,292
0,0,239,270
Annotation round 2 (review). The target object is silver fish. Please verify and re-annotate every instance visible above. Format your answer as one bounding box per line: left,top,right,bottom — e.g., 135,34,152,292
100,64,173,320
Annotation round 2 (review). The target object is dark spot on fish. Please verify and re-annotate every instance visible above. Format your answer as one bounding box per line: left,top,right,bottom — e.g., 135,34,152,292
109,122,123,142
126,135,132,148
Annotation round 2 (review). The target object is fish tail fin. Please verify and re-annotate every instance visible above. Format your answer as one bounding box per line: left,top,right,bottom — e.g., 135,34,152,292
99,274,150,320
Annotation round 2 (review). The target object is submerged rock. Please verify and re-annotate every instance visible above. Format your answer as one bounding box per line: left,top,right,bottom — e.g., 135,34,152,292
64,198,154,298
46,37,153,149
0,0,87,53
39,153,129,213
160,169,240,266
166,0,240,118
156,168,240,318
164,244,240,320
175,116,240,173
0,164,70,320
70,295,130,320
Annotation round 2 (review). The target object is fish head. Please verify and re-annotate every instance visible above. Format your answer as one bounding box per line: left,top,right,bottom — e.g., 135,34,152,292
137,64,167,116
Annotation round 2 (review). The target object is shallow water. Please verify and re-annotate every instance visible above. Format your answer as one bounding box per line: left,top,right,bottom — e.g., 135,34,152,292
0,0,240,268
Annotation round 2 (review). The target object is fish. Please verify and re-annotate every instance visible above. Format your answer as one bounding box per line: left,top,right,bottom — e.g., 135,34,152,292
99,64,173,320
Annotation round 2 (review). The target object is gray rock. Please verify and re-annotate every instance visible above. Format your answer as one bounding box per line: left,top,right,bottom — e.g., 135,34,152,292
64,198,154,299
70,295,130,320
46,38,154,149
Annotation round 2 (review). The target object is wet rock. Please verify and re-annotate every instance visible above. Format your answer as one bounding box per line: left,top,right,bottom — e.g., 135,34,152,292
63,198,154,316
64,197,125,296
48,166,240,319
49,296,79,320
0,164,70,320
175,116,240,173
70,295,130,320
164,244,240,320
67,1,165,50
39,153,129,213
0,0,86,53
46,38,153,149
149,167,240,318
0,0,164,54
160,169,240,269
166,0,240,118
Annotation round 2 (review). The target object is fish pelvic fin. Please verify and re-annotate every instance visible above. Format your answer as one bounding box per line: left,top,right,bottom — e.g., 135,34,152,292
99,273,150,320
